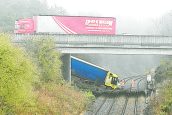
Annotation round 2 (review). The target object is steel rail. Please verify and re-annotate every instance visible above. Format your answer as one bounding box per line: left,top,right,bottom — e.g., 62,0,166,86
120,84,132,115
134,77,146,115
94,97,107,115
106,92,119,115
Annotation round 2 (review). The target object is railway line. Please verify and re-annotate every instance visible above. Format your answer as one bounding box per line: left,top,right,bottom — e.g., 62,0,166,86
84,75,147,115
95,98,115,115
134,77,146,115
120,76,146,115
106,92,119,115
120,85,132,115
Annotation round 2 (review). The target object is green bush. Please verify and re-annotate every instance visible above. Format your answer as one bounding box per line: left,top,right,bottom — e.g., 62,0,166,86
24,37,91,114
0,35,91,114
152,80,172,114
25,38,63,84
155,59,172,83
0,33,38,114
85,91,96,101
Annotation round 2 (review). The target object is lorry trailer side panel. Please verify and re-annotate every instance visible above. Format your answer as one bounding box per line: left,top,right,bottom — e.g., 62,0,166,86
15,15,116,35
71,56,108,83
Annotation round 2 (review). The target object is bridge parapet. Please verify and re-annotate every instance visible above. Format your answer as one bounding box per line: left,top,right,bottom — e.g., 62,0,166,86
13,34,172,55
13,34,172,47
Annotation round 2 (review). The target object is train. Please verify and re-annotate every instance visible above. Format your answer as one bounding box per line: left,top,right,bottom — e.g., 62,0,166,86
71,56,120,90
14,15,116,35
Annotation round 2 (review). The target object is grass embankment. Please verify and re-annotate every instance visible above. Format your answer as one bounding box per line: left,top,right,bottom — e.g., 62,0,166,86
0,34,93,115
151,81,172,115
151,60,172,115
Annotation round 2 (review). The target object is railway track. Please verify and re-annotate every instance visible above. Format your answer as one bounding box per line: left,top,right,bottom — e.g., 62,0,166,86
94,93,119,115
120,76,143,115
106,92,120,115
85,75,147,115
134,91,139,115
120,76,146,115
120,84,132,115
94,97,107,115
134,77,146,115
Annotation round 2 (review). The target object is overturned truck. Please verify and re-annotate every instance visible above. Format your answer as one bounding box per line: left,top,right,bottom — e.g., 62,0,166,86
71,56,120,90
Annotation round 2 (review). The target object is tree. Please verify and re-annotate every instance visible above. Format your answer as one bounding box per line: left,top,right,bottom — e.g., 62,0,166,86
0,33,38,114
24,37,63,84
0,0,67,32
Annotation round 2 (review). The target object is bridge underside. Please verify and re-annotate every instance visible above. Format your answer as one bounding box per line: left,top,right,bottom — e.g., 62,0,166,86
58,47,172,55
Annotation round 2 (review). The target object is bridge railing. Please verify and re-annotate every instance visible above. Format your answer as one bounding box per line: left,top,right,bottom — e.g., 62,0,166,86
13,34,172,48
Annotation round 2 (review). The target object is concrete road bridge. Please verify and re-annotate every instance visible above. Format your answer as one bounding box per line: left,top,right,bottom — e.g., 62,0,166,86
14,34,172,55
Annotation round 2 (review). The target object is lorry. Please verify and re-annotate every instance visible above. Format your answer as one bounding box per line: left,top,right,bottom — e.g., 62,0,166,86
14,15,116,35
71,56,120,89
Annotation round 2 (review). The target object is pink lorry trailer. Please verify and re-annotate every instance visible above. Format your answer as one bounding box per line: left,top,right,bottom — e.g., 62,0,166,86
14,15,116,35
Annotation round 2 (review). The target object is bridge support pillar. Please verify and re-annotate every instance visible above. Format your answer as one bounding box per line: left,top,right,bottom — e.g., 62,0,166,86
61,53,71,83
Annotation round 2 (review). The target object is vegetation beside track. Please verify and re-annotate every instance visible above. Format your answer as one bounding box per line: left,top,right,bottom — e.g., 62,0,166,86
0,33,93,115
149,59,172,115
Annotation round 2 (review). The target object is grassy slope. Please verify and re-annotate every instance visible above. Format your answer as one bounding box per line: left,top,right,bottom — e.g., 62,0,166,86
0,34,92,115
151,60,172,115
